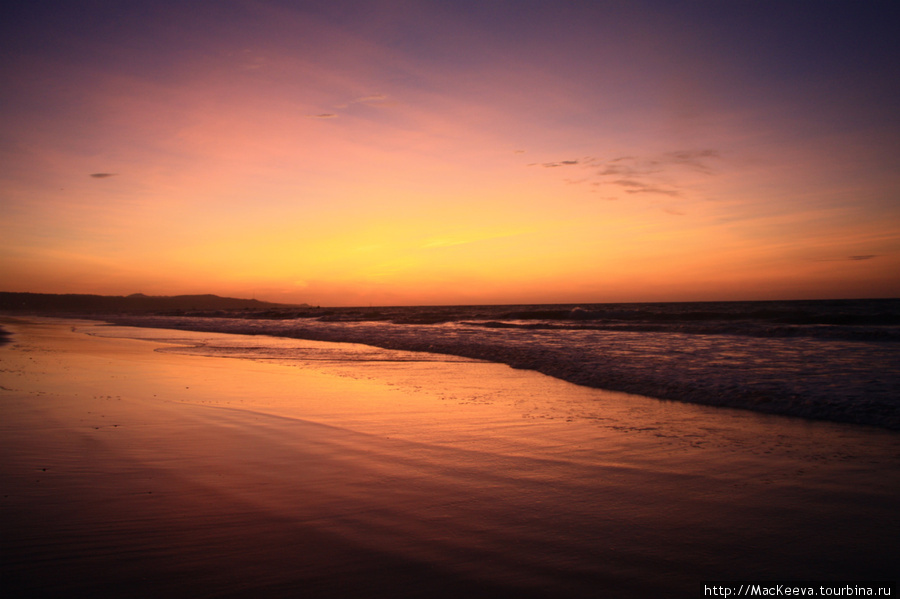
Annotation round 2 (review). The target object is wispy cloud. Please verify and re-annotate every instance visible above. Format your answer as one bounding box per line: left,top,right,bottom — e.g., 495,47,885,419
309,94,389,120
813,254,880,262
598,164,636,176
612,179,680,197
421,228,530,249
540,160,580,168
89,173,117,178
663,207,687,216
530,149,719,202
663,150,720,173
338,94,389,108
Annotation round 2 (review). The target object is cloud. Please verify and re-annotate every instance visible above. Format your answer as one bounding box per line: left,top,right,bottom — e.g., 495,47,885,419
625,187,680,197
813,255,880,262
89,173,117,178
310,94,388,120
598,165,628,176
529,148,719,202
541,160,579,168
612,179,646,188
662,149,720,173
612,179,680,197
338,94,388,108
597,163,661,177
421,228,530,249
355,94,388,104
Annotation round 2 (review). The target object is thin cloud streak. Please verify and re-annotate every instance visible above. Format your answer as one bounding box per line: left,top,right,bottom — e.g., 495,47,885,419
337,94,389,108
531,150,718,202
814,255,881,262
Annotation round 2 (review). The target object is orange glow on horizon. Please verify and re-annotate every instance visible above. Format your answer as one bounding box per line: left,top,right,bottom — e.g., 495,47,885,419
2,3,898,306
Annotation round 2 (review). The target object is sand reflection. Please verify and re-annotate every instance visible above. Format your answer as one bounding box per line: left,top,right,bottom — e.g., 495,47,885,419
1,317,897,597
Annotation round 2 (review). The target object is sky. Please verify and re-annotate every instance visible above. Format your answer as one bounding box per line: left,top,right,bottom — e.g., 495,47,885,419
2,0,898,306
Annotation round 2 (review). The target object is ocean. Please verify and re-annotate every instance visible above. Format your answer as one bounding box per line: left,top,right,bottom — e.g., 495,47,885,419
105,298,900,430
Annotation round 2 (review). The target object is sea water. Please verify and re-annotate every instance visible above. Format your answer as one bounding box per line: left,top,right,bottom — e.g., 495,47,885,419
106,298,900,430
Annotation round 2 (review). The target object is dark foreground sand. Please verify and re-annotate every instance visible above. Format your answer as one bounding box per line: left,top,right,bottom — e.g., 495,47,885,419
1,317,897,598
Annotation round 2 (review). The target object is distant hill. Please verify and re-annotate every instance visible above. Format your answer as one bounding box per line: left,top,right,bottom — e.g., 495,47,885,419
0,292,301,314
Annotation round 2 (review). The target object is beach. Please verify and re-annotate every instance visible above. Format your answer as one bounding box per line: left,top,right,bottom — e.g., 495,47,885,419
1,317,898,597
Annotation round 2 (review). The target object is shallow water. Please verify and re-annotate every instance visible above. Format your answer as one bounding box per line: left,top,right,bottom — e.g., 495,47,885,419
106,298,900,429
2,318,898,598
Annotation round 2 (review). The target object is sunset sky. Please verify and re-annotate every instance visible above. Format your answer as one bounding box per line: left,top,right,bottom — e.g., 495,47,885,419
2,1,898,306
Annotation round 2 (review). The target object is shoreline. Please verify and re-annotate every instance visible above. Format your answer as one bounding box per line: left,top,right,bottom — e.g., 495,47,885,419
97,313,900,431
2,317,898,597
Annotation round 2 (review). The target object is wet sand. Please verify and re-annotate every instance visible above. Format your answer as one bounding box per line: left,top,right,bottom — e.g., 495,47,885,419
1,317,898,597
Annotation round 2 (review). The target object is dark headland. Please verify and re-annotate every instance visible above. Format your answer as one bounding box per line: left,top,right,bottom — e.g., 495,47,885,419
0,291,302,315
